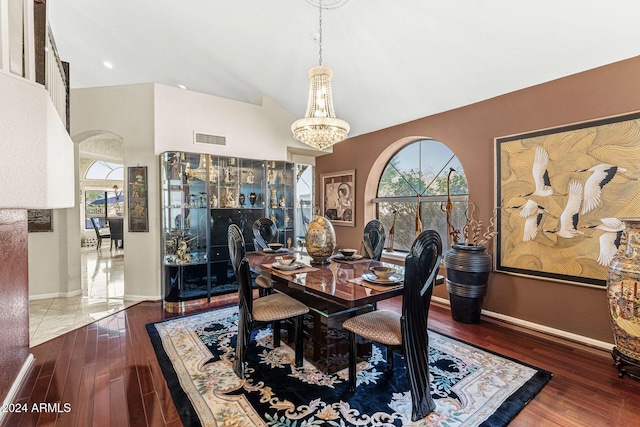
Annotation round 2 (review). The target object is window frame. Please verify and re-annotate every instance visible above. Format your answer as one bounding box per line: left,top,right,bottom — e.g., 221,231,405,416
373,139,468,252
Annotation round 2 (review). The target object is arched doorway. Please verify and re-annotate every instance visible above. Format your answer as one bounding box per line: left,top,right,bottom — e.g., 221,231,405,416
76,131,125,298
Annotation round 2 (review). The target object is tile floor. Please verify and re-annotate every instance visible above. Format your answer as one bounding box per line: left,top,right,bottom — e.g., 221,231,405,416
29,246,137,347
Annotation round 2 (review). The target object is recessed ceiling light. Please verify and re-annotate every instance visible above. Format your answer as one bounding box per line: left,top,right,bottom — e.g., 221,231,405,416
103,61,113,69
178,84,187,90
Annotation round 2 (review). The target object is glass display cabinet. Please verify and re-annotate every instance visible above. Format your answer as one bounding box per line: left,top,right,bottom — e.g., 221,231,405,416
160,151,313,305
160,152,210,302
295,164,314,247
266,161,296,247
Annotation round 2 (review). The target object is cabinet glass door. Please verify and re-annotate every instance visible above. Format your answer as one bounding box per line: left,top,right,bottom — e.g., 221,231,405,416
295,164,314,248
160,152,210,302
266,161,295,248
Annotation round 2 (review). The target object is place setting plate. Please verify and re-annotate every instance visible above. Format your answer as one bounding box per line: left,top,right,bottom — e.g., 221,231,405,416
332,253,364,261
263,248,289,254
362,273,403,285
272,262,305,271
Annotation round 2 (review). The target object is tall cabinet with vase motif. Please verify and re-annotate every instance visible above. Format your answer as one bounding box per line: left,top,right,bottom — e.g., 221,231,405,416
160,151,313,306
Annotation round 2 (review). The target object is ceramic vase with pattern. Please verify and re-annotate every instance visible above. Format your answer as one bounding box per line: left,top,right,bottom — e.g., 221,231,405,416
305,215,336,264
607,218,640,380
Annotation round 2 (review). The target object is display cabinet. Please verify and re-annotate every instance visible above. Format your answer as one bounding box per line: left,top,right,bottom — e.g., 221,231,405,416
266,161,296,247
295,163,314,247
160,151,313,305
161,152,210,302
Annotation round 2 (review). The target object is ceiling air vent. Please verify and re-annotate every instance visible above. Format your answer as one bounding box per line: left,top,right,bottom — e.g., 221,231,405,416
194,132,226,146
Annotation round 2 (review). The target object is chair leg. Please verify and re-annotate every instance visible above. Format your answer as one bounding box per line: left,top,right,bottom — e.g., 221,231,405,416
294,315,304,368
272,320,281,348
348,331,357,392
386,347,394,375
234,318,251,380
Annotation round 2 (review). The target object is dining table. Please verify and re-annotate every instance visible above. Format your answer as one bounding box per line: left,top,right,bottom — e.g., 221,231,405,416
246,248,444,373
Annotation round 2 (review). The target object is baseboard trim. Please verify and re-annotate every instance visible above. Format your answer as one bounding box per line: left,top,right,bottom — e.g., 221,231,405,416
0,354,35,426
123,294,161,302
430,296,613,354
29,289,82,300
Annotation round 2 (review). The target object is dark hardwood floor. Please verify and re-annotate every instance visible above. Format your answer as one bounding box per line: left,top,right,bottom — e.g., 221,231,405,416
5,296,640,427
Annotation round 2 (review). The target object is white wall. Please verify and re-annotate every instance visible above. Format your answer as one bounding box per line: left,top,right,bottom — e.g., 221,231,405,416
0,71,74,208
153,85,311,159
66,83,313,300
0,71,77,299
28,208,79,298
71,84,157,300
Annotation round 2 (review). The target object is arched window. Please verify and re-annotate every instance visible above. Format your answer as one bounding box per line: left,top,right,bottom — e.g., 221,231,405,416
375,139,468,251
84,161,124,228
85,161,123,180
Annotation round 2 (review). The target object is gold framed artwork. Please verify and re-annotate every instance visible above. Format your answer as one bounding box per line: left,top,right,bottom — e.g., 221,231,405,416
495,112,640,287
321,169,355,227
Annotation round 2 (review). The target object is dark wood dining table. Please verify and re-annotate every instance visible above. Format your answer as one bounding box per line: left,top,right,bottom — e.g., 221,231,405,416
246,249,444,373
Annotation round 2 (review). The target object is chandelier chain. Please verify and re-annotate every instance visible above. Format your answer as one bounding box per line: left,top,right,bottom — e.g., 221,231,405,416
318,0,323,66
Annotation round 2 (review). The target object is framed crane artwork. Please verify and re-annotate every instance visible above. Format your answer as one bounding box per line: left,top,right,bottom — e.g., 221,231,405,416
495,111,640,287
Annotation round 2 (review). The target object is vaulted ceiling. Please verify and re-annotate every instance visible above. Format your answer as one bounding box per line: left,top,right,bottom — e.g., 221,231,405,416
49,0,640,138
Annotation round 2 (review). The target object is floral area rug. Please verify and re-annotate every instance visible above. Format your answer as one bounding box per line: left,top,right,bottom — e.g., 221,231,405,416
147,306,551,426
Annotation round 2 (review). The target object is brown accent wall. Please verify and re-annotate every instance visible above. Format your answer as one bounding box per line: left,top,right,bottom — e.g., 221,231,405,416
316,56,640,343
0,210,30,404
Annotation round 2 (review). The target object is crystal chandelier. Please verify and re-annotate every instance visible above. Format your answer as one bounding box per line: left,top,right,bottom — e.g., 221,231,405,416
291,0,350,150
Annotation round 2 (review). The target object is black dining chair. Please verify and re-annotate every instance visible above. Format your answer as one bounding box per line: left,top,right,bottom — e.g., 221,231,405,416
361,219,386,260
252,217,278,251
91,217,111,250
342,229,442,421
109,218,124,250
228,224,309,379
251,217,281,295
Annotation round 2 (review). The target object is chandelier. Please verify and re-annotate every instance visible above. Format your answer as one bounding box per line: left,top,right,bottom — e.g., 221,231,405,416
291,0,350,150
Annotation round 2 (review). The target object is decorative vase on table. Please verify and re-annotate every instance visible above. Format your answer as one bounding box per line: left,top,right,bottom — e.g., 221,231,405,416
607,218,640,380
305,215,336,264
444,244,492,324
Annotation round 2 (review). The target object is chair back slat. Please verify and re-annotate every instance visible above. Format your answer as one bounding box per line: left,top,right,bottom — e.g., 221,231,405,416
228,224,246,276
362,219,386,260
253,218,278,251
233,257,254,377
401,229,442,420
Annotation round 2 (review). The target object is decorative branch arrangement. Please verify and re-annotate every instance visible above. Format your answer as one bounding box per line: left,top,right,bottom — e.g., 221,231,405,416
442,168,460,245
386,210,397,252
461,203,499,247
441,167,499,247
415,194,423,238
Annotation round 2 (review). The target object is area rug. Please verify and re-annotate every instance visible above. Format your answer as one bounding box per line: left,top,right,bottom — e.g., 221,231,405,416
147,306,552,426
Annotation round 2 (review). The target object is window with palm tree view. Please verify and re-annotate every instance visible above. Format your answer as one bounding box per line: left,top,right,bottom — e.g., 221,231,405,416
375,139,468,251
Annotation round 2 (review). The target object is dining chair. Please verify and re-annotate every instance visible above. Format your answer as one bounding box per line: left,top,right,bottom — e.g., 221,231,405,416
252,217,278,251
91,217,111,250
228,222,272,295
342,229,442,421
228,224,309,379
109,218,124,250
361,219,386,260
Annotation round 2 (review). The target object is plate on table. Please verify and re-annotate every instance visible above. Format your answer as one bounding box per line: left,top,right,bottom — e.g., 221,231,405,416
272,262,304,271
362,273,403,285
333,253,364,261
263,248,289,254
